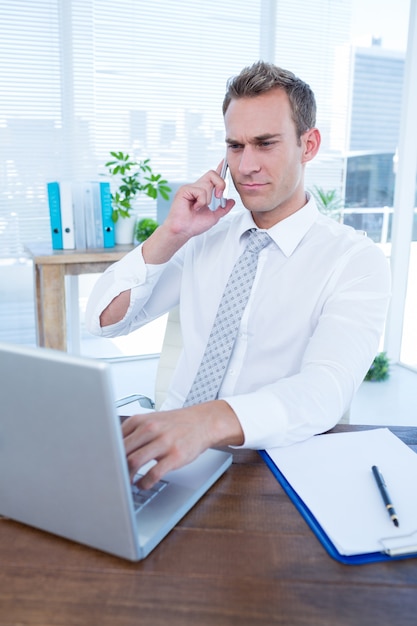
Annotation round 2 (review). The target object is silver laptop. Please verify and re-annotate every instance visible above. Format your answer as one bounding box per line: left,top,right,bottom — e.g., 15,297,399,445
0,342,232,560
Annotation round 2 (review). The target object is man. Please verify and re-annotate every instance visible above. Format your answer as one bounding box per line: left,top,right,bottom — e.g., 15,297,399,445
86,61,390,489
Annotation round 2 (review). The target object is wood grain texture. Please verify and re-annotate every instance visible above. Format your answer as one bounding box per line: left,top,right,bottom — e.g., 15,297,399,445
1,426,416,625
26,244,135,350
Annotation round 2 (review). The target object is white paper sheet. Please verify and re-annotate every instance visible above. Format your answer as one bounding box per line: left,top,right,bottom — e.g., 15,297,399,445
266,428,417,556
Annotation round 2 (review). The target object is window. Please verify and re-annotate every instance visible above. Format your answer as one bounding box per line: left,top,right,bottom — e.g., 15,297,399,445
0,0,264,255
0,0,380,255
0,0,414,364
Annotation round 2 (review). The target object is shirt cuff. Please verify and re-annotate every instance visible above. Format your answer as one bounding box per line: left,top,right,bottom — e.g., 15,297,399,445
85,245,168,336
223,389,289,449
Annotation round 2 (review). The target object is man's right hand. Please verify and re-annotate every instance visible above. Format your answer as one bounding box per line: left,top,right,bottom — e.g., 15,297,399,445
142,166,235,265
99,165,235,327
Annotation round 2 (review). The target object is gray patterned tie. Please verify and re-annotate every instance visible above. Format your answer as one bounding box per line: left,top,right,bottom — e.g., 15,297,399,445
184,229,272,406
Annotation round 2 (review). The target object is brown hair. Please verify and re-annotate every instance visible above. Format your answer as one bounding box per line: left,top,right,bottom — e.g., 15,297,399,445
222,61,316,141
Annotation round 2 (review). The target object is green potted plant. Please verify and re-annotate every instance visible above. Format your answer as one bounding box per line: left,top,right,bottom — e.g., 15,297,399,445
135,217,159,243
364,352,390,382
105,151,171,243
311,186,343,222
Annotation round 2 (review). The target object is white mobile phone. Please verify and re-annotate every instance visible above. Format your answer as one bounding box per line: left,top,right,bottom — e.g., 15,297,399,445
219,158,228,208
210,154,229,211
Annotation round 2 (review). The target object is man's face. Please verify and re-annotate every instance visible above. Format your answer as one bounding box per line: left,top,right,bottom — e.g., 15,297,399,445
224,88,319,228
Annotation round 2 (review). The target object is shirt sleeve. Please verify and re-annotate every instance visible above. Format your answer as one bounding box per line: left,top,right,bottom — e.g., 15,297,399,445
84,244,181,337
224,242,391,449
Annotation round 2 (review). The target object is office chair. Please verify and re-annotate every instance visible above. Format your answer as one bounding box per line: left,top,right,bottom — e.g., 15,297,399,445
116,306,181,411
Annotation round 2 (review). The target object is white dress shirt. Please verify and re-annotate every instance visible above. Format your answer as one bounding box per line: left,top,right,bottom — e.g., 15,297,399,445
85,197,391,449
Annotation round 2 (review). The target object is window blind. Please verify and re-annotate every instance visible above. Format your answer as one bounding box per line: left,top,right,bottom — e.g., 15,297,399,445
0,0,262,256
0,0,406,258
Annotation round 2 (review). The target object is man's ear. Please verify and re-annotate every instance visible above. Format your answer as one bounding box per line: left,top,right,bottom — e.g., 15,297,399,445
301,128,321,164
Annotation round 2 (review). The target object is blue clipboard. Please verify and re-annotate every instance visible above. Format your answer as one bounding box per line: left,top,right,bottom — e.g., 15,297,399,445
259,449,417,565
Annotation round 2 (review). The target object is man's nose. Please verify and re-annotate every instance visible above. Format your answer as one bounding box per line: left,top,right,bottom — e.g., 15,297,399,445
238,146,261,175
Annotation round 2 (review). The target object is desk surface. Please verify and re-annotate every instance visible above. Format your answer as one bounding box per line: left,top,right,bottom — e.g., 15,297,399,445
26,243,135,265
2,424,417,626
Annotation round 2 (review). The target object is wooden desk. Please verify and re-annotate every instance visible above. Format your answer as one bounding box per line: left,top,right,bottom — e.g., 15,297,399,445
1,425,417,626
26,244,134,351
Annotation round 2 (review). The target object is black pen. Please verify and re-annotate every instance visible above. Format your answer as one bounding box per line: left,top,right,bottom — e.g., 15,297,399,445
371,465,399,527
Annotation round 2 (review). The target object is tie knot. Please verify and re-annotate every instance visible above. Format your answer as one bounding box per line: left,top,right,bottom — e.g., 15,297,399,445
246,229,271,254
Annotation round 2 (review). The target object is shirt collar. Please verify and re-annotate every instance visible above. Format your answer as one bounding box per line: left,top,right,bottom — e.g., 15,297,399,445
237,195,319,257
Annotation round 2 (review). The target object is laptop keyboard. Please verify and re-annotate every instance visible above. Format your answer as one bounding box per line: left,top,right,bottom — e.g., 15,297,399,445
131,475,168,513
